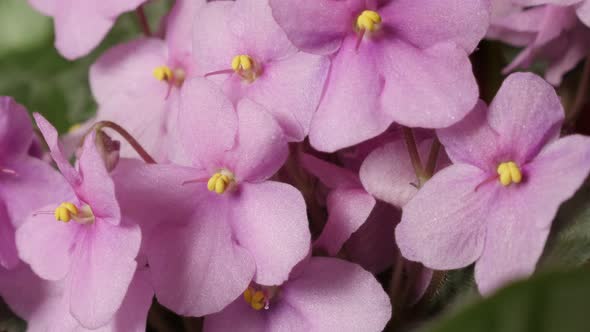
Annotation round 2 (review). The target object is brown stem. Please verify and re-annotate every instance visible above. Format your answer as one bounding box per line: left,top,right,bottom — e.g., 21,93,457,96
566,55,590,127
95,121,157,164
402,127,425,186
136,6,152,36
424,138,441,180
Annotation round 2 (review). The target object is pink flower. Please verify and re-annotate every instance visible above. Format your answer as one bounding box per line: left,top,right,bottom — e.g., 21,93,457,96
16,114,141,328
27,0,148,59
488,2,590,85
194,0,330,141
204,257,391,332
396,73,590,294
270,0,490,152
88,0,205,161
0,97,68,269
112,78,311,317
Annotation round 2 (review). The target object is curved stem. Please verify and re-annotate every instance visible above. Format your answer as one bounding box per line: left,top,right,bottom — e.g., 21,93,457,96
94,121,157,164
402,127,426,187
566,55,590,127
424,138,441,180
136,6,151,37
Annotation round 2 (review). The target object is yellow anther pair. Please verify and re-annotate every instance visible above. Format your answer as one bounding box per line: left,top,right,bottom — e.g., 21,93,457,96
356,10,382,32
153,66,173,81
207,172,235,195
243,287,266,311
231,55,259,82
54,202,78,223
497,161,522,186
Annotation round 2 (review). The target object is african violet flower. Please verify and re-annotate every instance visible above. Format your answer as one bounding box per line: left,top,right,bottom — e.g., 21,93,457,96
270,0,490,152
113,78,311,317
27,0,148,59
488,2,590,85
193,0,330,141
16,114,141,329
396,73,590,294
0,264,153,332
0,97,68,269
204,257,391,332
88,0,204,161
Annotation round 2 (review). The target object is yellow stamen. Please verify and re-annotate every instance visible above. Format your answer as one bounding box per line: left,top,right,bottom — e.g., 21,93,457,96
153,66,173,81
356,10,382,32
207,170,235,195
53,202,95,224
243,287,266,311
231,55,260,82
496,161,522,186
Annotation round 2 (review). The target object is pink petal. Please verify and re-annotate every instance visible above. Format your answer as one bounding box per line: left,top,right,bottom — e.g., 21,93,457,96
165,0,206,58
300,153,361,189
34,113,81,187
204,298,270,332
577,0,590,26
544,24,590,85
230,182,311,285
145,199,255,317
382,0,491,53
309,37,393,152
241,52,330,141
283,257,391,332
224,99,288,183
269,0,363,55
68,221,141,329
28,0,57,15
437,100,502,171
0,203,18,269
314,188,376,256
382,40,479,129
16,206,80,281
77,131,121,225
488,72,564,163
0,97,32,159
396,164,493,270
105,269,154,332
176,78,238,170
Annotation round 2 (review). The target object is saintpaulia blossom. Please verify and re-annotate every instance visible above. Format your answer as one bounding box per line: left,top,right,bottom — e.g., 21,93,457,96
515,0,590,26
204,257,391,332
270,0,490,152
88,0,203,161
27,0,148,59
488,2,590,85
193,0,330,141
0,97,67,269
112,78,311,317
0,265,153,332
16,114,141,329
396,73,590,294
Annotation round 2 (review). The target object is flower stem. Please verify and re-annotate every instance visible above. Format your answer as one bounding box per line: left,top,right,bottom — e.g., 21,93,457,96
402,127,426,187
424,138,441,180
136,6,151,37
566,55,590,128
95,121,157,164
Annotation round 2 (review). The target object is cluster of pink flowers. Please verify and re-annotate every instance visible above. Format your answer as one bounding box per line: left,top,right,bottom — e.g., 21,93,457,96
1,0,590,331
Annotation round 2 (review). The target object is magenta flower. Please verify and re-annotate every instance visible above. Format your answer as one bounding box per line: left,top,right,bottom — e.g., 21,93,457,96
88,0,204,161
270,0,490,151
16,114,141,328
27,0,148,59
488,2,590,85
0,97,68,269
114,78,311,317
396,73,590,294
204,257,391,332
0,264,153,332
193,0,330,141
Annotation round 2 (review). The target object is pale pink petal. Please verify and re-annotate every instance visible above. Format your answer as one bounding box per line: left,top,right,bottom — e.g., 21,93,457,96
230,182,311,285
488,72,564,163
0,203,18,269
105,269,154,332
300,153,361,189
28,0,57,15
396,164,493,270
283,257,391,332
165,0,206,57
204,298,269,332
0,97,32,159
577,0,590,26
68,221,141,329
314,188,376,256
382,0,491,53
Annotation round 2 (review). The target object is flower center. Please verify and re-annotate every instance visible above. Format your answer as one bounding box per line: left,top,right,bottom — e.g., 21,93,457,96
231,54,261,82
207,169,236,195
356,10,382,33
54,202,95,224
243,285,279,311
496,161,522,186
153,65,186,87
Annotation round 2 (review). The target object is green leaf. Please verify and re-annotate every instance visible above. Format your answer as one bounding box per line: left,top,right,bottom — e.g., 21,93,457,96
420,267,590,332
